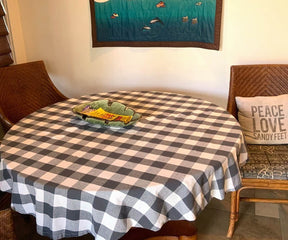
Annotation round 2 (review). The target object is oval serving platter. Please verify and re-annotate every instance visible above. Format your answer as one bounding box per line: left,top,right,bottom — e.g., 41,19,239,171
72,99,141,127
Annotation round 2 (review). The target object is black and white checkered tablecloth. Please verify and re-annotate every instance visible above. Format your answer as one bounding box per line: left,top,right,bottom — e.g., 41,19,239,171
0,91,247,240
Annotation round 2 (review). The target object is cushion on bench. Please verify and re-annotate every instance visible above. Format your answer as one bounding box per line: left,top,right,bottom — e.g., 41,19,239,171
240,144,288,180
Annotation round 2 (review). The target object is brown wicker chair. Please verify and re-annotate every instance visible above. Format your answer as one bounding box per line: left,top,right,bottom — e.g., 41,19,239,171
144,236,196,240
0,208,16,240
0,60,67,132
121,221,197,240
0,60,67,239
226,64,288,238
0,190,16,240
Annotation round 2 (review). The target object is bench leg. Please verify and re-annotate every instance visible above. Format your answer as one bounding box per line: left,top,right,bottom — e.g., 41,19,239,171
227,191,237,238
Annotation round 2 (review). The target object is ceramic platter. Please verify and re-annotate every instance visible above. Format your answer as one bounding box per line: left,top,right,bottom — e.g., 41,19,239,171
72,99,141,127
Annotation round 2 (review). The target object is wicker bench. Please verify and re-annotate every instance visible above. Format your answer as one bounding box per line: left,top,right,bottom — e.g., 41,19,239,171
226,64,288,238
241,145,288,180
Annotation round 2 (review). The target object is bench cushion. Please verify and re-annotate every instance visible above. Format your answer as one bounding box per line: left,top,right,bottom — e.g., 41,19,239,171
240,144,288,180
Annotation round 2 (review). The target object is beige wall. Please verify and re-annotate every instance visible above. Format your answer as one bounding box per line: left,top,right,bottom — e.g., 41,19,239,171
6,0,288,107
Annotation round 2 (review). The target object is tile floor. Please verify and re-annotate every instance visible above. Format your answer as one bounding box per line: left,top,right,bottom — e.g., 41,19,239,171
195,191,288,240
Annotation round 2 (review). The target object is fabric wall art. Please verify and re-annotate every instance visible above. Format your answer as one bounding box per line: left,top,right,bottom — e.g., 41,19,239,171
89,0,222,49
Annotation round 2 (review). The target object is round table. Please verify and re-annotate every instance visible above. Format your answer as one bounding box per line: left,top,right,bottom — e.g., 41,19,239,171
0,91,247,240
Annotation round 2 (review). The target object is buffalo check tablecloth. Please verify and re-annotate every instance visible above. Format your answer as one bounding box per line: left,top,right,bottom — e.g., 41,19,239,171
0,91,248,240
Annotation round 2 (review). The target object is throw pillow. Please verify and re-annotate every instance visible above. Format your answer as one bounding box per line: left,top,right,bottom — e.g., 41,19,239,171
236,94,288,144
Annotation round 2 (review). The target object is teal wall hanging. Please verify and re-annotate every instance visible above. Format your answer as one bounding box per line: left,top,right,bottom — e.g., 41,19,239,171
89,0,222,50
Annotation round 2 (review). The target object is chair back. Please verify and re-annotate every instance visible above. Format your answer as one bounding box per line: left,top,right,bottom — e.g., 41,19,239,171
0,208,16,240
0,61,67,129
227,64,288,119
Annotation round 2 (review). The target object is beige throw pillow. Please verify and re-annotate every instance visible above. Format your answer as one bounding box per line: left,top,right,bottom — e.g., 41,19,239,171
236,94,288,144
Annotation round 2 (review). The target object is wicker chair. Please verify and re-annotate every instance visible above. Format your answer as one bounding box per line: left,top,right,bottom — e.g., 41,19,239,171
0,184,16,240
0,60,67,131
144,237,196,240
0,60,67,239
0,208,16,240
121,221,197,240
226,64,288,238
